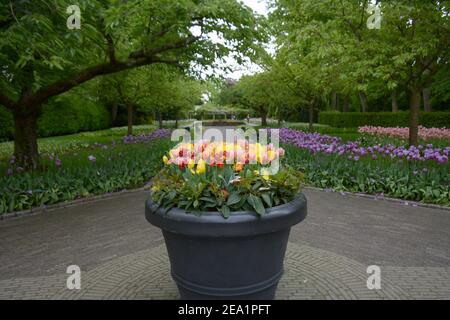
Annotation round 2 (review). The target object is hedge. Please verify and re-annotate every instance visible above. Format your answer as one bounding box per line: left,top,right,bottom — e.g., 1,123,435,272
0,95,111,140
318,111,450,128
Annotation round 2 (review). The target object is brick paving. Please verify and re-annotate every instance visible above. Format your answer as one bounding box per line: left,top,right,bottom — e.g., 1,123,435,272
0,189,449,299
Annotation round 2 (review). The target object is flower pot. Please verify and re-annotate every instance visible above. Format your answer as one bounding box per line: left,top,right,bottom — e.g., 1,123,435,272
145,193,307,300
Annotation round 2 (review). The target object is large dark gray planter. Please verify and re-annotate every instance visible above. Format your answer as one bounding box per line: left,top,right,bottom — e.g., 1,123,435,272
145,193,307,300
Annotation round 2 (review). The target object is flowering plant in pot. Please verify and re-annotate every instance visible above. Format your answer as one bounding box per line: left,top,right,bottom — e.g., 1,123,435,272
146,138,307,300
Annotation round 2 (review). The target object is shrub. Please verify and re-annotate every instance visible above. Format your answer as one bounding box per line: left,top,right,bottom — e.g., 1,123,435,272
318,111,450,128
37,95,111,137
297,109,319,123
0,95,111,140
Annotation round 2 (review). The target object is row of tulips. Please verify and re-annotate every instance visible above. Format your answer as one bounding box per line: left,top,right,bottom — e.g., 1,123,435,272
277,128,449,165
122,129,172,144
358,126,450,141
164,140,285,173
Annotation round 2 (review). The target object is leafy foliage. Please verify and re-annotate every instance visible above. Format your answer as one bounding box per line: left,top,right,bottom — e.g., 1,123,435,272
152,165,303,218
0,0,267,100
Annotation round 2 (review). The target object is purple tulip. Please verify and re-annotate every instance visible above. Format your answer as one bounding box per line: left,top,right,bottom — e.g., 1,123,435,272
88,155,96,163
276,128,449,166
122,129,171,144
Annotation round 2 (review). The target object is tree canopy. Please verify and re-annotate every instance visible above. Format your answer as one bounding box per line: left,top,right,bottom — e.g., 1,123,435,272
0,0,267,167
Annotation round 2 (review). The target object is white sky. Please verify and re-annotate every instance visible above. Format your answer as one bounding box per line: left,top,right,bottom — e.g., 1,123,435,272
243,0,268,16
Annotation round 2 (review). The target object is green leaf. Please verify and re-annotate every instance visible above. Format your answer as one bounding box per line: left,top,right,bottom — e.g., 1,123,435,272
261,193,272,207
227,192,241,206
219,205,231,218
247,195,265,215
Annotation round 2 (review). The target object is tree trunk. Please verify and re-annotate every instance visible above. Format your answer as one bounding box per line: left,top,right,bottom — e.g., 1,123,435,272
261,110,267,127
111,101,118,125
391,90,399,112
13,111,40,169
127,103,133,136
358,91,368,112
309,103,314,131
423,88,432,112
158,111,163,129
331,92,337,111
409,88,421,146
343,95,350,112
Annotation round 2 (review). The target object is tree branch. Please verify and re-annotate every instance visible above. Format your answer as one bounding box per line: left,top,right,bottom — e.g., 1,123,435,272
129,36,198,59
22,34,199,108
30,55,154,107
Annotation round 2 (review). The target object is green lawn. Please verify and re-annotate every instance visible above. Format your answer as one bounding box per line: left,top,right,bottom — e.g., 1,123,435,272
0,125,157,161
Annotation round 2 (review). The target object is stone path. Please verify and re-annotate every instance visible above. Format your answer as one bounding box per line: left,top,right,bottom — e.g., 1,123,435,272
0,189,449,299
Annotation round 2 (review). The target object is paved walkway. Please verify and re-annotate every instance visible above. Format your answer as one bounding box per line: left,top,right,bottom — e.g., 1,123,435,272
0,189,449,299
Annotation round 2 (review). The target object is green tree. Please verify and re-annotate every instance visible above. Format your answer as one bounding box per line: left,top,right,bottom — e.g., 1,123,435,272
138,68,203,128
235,72,274,126
374,1,449,145
0,0,266,168
269,0,449,144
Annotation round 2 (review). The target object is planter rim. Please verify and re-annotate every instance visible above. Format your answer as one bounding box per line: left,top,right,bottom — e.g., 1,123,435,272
145,193,307,237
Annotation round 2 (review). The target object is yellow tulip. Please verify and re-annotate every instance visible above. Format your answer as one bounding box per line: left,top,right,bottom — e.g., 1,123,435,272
196,159,206,174
268,150,276,161
188,158,195,170
261,168,270,181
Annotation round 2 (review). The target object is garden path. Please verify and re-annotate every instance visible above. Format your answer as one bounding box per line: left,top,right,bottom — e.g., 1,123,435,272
0,189,449,299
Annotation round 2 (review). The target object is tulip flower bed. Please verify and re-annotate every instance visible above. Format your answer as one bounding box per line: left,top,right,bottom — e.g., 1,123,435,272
279,129,450,205
359,126,450,142
0,129,172,215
